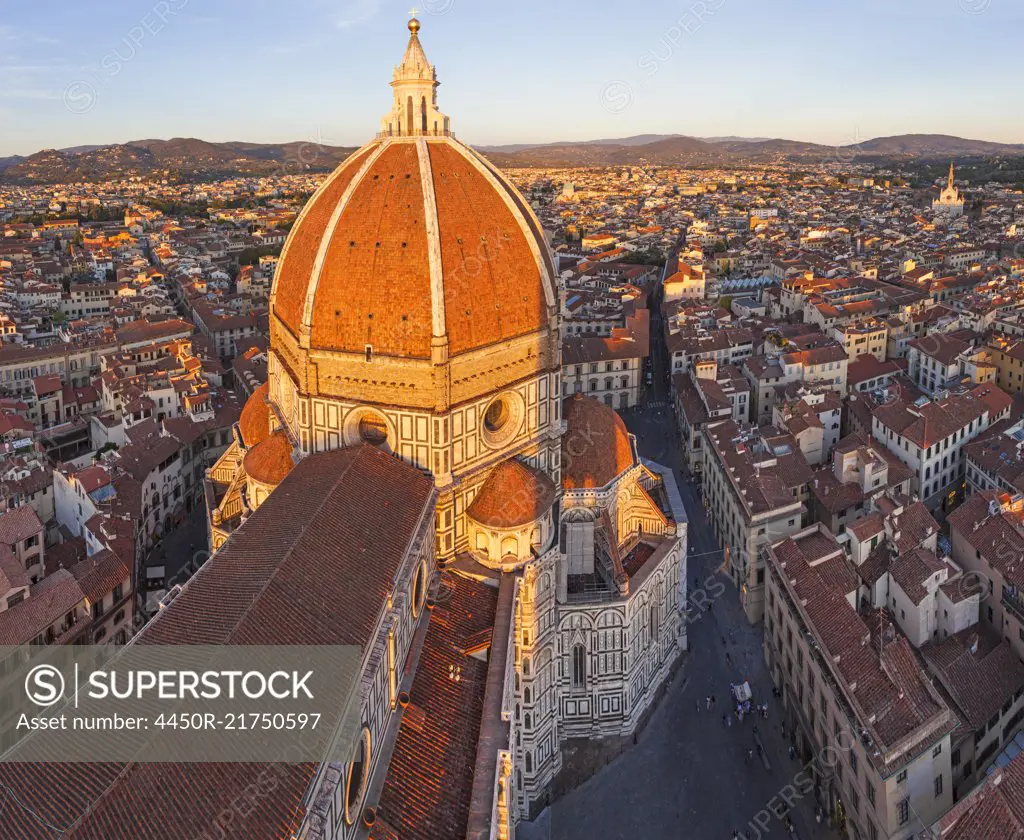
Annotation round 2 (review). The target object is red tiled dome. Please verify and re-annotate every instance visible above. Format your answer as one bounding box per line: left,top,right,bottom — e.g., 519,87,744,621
243,430,294,487
466,458,556,529
269,137,555,359
239,382,270,448
561,393,634,489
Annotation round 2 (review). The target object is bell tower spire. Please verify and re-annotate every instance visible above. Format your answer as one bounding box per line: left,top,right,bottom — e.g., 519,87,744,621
380,15,451,138
948,160,955,190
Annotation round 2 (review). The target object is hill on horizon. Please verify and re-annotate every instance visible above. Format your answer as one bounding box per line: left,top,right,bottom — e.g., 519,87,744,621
3,133,1023,185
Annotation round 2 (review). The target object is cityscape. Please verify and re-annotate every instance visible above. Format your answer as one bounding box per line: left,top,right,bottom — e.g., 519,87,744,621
1,1,1024,838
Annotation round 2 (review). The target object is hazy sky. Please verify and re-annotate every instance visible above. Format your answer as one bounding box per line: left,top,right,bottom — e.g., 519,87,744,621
2,0,1021,156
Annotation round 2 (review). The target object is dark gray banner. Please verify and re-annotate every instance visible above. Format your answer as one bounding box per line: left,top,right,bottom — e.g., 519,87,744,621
0,645,362,763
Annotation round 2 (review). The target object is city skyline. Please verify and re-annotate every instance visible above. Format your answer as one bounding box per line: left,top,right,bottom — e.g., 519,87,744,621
3,0,1023,157
2,5,1024,838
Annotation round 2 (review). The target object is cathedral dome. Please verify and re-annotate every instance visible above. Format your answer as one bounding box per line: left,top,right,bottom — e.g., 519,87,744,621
561,393,635,489
269,22,555,363
243,430,295,487
239,382,271,448
467,458,557,529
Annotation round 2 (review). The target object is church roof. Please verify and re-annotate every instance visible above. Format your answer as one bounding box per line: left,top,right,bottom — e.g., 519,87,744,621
0,445,437,837
238,381,270,448
561,393,634,489
242,429,295,486
269,19,555,361
270,139,554,359
466,458,556,529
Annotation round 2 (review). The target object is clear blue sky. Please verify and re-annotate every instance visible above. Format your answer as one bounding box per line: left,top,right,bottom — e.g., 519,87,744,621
2,0,1022,157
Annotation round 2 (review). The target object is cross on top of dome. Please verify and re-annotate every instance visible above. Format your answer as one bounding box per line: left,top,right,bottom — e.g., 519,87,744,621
381,15,451,138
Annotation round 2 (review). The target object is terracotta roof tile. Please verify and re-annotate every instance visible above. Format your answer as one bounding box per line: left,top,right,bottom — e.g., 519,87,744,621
242,429,295,486
370,573,498,840
466,458,556,529
273,143,378,336
561,393,634,489
238,381,270,448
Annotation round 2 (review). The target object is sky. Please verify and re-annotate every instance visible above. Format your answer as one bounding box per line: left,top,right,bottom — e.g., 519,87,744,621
2,0,1022,157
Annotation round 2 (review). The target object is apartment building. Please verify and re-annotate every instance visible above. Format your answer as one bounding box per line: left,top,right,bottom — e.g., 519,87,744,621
872,385,1011,513
702,420,812,622
987,334,1024,396
561,308,649,409
947,491,1024,660
672,360,751,474
808,433,914,535
0,504,44,585
906,332,979,396
764,525,957,840
834,320,889,362
963,415,1024,495
772,385,843,467
668,326,755,374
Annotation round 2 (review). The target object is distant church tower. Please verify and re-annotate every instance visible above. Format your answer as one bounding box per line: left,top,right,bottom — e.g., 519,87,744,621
932,161,964,217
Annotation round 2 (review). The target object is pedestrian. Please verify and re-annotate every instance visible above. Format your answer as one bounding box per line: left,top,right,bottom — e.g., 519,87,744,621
725,652,732,666
747,748,754,763
781,722,787,739
706,695,712,711
711,694,716,707
726,713,732,728
696,700,701,713
722,713,727,727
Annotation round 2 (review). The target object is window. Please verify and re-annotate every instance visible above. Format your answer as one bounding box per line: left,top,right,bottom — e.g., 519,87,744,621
411,559,428,619
897,798,910,826
934,774,943,797
933,744,942,758
867,783,875,806
343,726,372,825
896,769,907,784
572,644,586,689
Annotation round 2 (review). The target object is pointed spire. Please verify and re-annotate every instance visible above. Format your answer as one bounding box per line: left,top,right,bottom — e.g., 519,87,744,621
948,161,955,190
379,16,451,139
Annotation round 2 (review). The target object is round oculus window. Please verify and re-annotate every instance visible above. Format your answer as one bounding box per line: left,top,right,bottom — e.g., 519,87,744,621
481,392,524,449
358,414,389,446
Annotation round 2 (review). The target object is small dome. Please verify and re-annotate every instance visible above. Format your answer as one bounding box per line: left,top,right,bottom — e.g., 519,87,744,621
239,383,271,448
561,394,634,489
243,430,295,487
467,459,556,529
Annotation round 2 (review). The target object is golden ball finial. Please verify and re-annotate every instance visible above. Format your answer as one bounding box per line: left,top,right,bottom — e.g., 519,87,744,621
408,17,421,34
